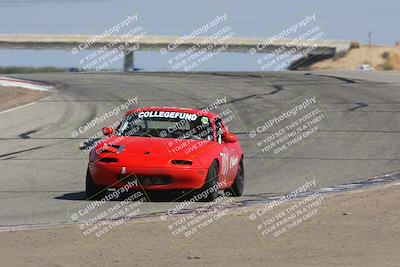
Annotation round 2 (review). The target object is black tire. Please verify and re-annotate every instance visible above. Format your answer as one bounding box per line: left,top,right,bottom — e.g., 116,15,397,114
199,161,219,202
227,158,244,196
86,167,106,200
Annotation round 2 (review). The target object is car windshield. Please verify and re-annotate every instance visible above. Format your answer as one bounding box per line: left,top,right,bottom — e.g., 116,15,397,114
115,111,214,140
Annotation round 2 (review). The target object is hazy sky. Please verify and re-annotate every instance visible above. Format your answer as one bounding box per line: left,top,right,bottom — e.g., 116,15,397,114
0,0,399,71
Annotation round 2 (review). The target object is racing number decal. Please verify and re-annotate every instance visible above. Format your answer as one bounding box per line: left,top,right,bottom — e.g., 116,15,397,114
217,118,239,178
221,152,229,176
221,152,239,177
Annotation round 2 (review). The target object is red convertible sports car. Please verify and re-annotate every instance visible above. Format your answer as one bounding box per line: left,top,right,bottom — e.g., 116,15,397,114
86,107,244,201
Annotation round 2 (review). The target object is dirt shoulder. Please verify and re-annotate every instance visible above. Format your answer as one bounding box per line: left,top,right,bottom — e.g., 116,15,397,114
1,183,399,267
0,86,49,112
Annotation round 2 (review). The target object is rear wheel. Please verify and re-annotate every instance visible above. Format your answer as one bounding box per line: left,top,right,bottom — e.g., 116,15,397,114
227,158,244,196
199,161,219,202
86,167,106,200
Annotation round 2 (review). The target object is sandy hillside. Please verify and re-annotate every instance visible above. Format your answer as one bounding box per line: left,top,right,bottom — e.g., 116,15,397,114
309,45,400,70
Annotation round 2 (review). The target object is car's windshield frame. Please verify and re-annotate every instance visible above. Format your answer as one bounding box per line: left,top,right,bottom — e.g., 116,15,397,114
115,112,214,141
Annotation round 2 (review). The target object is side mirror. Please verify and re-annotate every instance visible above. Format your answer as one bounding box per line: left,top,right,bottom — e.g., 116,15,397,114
223,133,238,143
102,127,113,136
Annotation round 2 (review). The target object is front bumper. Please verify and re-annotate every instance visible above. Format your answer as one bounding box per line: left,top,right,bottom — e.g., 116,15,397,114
89,163,208,191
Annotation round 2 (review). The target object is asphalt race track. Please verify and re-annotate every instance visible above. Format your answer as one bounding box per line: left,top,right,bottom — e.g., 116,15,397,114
1,71,399,227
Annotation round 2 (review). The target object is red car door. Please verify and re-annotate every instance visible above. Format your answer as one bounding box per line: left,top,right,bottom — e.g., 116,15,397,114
215,118,238,185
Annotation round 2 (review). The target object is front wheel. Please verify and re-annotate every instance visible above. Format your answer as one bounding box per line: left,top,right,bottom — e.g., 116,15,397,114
226,158,244,196
199,161,219,202
86,167,106,200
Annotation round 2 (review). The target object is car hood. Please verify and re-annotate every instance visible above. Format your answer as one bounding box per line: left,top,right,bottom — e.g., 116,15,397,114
95,135,213,160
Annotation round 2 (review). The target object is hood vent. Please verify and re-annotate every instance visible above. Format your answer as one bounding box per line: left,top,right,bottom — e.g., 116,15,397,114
99,144,124,154
171,160,193,165
99,157,118,163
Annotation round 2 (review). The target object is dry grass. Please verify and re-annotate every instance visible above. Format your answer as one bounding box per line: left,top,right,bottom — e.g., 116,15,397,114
0,86,49,111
